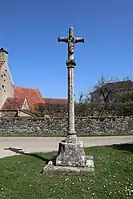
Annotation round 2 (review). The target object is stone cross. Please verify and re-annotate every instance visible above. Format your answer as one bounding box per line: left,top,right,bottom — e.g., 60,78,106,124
43,28,94,171
58,27,84,137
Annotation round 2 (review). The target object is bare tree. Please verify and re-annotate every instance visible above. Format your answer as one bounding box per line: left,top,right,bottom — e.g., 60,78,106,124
89,75,116,115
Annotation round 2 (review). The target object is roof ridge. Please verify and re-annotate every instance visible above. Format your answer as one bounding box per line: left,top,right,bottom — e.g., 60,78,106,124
106,80,133,84
15,86,42,91
43,97,67,100
0,48,8,54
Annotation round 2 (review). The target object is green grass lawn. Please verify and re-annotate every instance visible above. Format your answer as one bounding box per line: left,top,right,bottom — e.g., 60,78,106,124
0,144,133,199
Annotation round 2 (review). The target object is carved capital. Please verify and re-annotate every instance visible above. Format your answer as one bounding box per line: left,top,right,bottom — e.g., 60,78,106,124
66,59,76,67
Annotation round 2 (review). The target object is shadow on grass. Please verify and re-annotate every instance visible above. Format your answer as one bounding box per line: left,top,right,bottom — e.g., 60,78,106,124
112,143,133,153
4,147,50,163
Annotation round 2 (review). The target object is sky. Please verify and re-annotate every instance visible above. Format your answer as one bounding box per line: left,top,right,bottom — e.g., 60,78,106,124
0,0,133,100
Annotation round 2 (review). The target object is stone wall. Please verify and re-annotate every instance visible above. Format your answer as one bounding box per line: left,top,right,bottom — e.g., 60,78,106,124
0,116,133,134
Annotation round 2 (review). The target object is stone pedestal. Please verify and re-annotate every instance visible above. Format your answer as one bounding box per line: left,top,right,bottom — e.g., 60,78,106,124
43,137,95,173
56,137,85,167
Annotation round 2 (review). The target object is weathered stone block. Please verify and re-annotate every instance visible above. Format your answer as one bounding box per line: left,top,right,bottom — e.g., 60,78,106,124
56,138,86,167
43,153,95,173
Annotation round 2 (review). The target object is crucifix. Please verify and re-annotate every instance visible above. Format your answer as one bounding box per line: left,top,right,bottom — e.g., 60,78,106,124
58,27,84,137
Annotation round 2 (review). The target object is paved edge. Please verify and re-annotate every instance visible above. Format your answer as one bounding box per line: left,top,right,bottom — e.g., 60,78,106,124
0,136,133,159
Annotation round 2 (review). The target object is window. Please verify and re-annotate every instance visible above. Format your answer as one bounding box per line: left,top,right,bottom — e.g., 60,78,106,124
2,85,4,88
23,100,29,109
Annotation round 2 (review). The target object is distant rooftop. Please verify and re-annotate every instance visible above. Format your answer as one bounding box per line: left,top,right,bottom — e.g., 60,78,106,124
90,80,133,94
43,98,67,105
14,87,44,109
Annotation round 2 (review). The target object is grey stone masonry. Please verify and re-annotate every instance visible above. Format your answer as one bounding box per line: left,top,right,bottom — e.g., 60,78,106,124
56,137,86,167
0,116,133,134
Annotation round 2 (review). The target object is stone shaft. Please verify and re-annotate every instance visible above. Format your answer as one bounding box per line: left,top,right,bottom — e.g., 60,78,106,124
58,27,84,136
68,66,75,135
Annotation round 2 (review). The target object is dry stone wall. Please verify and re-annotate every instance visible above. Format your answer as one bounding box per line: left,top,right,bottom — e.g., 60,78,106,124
0,116,133,134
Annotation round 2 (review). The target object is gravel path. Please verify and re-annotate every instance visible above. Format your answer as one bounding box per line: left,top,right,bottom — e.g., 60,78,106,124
0,136,133,158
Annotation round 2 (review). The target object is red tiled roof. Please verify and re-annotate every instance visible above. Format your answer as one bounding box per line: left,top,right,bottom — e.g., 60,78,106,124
43,98,67,105
0,60,5,69
1,97,25,110
14,87,44,109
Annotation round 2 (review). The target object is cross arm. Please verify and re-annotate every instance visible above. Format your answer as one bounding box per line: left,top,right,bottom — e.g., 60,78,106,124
74,37,84,43
58,37,68,43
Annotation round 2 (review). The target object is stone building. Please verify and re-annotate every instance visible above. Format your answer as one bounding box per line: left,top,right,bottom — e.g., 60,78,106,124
90,80,133,105
90,80,133,116
0,48,67,117
0,49,14,108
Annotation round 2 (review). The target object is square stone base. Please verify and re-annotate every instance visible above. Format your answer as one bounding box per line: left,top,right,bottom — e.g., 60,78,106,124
43,165,94,173
43,155,94,173
42,135,95,173
56,139,86,167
